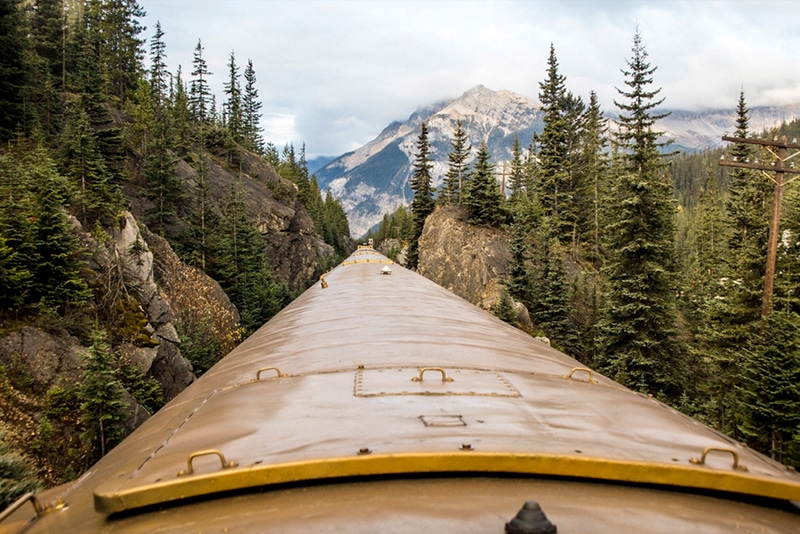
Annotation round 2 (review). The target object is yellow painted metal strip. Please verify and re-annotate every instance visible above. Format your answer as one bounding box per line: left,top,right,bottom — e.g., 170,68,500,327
94,452,800,514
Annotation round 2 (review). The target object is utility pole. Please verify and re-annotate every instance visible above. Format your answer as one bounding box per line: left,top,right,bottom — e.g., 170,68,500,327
496,162,509,197
720,134,800,317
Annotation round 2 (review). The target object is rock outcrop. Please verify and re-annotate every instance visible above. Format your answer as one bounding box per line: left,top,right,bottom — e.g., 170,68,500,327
417,207,510,310
89,211,196,401
175,150,333,291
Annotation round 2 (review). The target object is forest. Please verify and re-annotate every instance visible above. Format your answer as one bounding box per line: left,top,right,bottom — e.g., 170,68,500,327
369,38,800,468
0,0,352,505
1,0,799,508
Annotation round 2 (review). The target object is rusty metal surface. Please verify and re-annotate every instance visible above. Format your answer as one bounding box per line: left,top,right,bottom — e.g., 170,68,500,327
3,248,800,531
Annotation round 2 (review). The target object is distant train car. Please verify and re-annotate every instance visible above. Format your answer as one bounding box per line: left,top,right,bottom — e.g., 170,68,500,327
2,247,799,532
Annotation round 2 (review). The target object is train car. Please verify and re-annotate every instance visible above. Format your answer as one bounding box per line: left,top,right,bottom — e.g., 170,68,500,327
2,246,800,532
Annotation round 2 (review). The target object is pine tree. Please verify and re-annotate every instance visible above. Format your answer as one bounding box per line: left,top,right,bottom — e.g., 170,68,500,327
60,105,122,224
535,44,571,241
0,0,26,139
697,93,768,435
242,58,264,154
736,311,800,463
26,0,64,138
224,50,243,143
442,120,470,205
577,91,609,264
508,134,527,204
96,0,146,104
407,122,435,269
726,91,770,320
70,7,124,167
170,65,192,153
464,142,505,227
79,329,128,462
143,115,181,232
494,287,519,327
148,20,168,112
595,28,684,402
189,39,212,124
506,195,542,311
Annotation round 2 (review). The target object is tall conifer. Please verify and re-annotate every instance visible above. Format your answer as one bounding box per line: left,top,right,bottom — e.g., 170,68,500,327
189,39,212,124
595,28,684,402
443,120,470,205
407,122,435,269
224,51,243,143
464,142,505,227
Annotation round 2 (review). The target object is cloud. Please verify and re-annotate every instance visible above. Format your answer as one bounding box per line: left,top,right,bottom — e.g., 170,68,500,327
144,0,800,158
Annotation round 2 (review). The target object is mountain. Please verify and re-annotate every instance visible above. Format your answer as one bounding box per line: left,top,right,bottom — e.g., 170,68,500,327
315,85,800,237
315,85,543,236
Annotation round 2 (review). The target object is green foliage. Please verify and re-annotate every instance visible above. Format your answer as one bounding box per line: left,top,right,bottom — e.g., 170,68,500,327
79,329,128,462
407,122,435,269
242,59,265,154
363,205,414,259
442,120,470,205
118,358,163,414
0,0,26,140
177,314,224,376
190,39,212,124
60,105,124,224
0,426,41,510
535,45,585,245
463,142,506,227
0,145,92,317
208,180,295,336
595,29,684,402
529,236,581,356
736,311,800,463
493,287,519,327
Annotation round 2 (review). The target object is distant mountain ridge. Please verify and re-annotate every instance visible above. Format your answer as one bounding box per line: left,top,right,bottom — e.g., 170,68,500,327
315,85,800,237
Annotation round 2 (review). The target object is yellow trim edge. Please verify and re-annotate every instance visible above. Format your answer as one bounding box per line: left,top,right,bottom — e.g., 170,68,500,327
93,452,800,514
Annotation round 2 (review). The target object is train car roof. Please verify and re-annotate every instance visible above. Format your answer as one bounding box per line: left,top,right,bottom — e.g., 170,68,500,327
4,247,800,531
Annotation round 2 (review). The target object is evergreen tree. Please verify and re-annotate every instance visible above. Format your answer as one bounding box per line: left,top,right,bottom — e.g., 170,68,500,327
508,134,527,204
696,93,768,436
143,115,181,232
148,20,168,111
26,0,64,138
530,234,581,355
506,197,541,309
70,7,124,167
595,28,684,402
212,179,292,334
0,0,26,139
535,44,571,241
577,91,609,264
223,50,243,143
407,122,435,269
726,91,770,320
736,311,800,463
170,65,192,153
442,120,470,205
60,105,123,224
321,191,352,259
189,39,212,124
494,287,519,327
464,142,505,227
96,0,146,104
27,147,92,311
79,329,128,462
242,58,264,154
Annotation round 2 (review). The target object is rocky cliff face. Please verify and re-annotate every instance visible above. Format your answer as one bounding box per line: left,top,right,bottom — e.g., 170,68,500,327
173,149,332,291
417,207,511,310
0,211,241,433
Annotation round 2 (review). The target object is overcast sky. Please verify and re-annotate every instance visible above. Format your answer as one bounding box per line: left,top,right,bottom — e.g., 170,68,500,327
142,0,800,158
